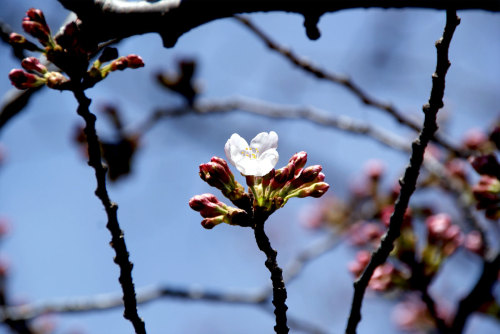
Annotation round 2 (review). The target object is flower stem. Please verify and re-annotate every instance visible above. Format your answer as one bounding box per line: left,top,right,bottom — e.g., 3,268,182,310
252,210,289,334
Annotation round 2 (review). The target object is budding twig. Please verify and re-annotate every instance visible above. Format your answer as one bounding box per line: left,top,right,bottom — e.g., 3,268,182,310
345,9,460,334
72,87,146,334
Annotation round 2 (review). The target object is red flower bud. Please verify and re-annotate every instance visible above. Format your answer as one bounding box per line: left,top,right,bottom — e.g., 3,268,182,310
9,69,44,89
289,151,307,171
189,193,227,218
26,8,48,27
126,55,145,69
21,57,47,74
22,21,50,45
469,154,500,178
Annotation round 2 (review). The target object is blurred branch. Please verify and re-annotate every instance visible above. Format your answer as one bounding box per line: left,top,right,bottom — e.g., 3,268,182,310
142,96,412,152
0,88,43,134
345,9,460,334
451,253,500,333
56,0,500,48
234,15,467,158
72,88,146,334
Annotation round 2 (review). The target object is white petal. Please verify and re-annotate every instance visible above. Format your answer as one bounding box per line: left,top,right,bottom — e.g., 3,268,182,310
250,131,278,156
256,149,279,176
224,133,249,166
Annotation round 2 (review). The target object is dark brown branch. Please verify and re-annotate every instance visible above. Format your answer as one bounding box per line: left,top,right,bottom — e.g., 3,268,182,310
72,88,146,334
253,210,289,334
234,15,467,158
345,9,460,334
451,253,500,333
56,0,499,48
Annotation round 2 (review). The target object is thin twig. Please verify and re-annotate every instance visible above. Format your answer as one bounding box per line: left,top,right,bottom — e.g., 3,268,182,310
253,210,289,334
234,15,467,158
142,97,411,153
344,9,460,334
72,88,146,334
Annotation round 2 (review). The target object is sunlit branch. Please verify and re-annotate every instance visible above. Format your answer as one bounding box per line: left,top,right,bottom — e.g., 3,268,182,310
56,0,499,48
141,97,412,153
345,9,460,334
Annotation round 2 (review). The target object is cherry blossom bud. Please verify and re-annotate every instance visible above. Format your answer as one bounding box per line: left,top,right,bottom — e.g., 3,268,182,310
348,250,371,277
9,33,40,51
110,55,145,71
364,159,385,180
189,193,249,229
294,165,322,185
189,193,228,218
289,151,307,172
464,230,485,256
45,71,69,89
469,154,500,178
369,263,395,291
21,57,47,74
9,69,45,89
22,9,52,46
462,128,488,150
472,176,500,219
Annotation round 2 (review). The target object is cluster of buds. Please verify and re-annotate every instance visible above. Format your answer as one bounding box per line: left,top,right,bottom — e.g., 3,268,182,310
348,250,409,291
8,8,144,91
472,176,500,220
422,214,462,275
190,131,329,229
246,151,329,212
189,194,249,229
9,57,68,90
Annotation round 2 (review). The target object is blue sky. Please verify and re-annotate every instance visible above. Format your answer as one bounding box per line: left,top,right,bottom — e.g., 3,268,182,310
0,2,500,333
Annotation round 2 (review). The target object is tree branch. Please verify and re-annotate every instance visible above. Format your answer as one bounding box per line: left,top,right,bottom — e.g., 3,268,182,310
344,9,460,334
56,0,499,48
72,88,146,334
234,15,467,158
253,210,289,334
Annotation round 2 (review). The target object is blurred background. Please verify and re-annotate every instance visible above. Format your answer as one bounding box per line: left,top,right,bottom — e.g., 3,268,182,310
0,1,499,333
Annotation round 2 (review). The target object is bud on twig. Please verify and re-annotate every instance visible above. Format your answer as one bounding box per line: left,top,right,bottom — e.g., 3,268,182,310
8,69,45,89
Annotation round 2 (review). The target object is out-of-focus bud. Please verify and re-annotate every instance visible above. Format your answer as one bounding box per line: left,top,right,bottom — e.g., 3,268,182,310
348,250,371,278
157,59,198,105
8,69,45,89
369,263,395,291
22,8,52,46
21,57,47,74
110,55,145,71
45,71,69,89
364,159,385,181
445,158,468,181
348,221,384,246
425,213,462,258
472,176,500,219
9,33,40,52
469,154,500,178
464,230,485,256
462,128,488,151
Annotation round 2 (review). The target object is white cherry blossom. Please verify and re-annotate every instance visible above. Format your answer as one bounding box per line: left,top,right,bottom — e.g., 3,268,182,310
224,131,279,176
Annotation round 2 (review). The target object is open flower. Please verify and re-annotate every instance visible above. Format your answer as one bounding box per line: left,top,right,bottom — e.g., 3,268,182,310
224,131,279,176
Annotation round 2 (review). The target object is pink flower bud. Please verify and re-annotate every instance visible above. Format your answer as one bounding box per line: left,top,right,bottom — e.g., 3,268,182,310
369,263,395,291
296,165,322,184
426,213,451,239
364,159,385,180
289,151,307,171
462,128,488,150
25,8,48,27
9,33,26,44
21,57,47,74
469,154,500,177
45,72,69,89
22,10,51,46
464,231,485,255
201,216,225,229
126,55,145,69
348,250,371,277
189,193,228,218
9,69,45,89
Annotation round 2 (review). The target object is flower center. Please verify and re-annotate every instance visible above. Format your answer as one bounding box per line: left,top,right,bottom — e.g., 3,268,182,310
241,147,259,160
